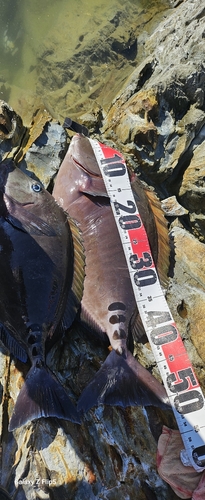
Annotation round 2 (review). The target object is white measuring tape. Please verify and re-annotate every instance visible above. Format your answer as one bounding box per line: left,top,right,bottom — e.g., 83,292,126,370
89,137,205,473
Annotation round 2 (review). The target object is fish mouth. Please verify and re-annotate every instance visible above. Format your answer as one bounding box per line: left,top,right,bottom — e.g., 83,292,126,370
72,155,101,178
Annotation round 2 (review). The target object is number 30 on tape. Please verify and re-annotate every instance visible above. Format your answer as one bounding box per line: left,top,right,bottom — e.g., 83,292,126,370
90,137,205,473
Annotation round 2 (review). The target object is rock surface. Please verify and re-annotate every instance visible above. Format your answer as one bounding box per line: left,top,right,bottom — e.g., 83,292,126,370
1,0,205,499
101,0,205,243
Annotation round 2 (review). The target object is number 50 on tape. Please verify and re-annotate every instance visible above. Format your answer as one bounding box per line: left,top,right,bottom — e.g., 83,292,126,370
90,137,205,473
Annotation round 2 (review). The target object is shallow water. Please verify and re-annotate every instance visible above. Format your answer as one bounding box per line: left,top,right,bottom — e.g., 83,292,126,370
0,0,170,123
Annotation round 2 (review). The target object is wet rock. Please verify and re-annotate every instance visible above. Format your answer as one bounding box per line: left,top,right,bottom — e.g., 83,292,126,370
0,100,26,160
15,107,67,189
166,227,205,386
102,0,205,185
105,88,158,147
109,27,137,59
178,134,205,240
161,196,188,217
77,104,103,135
19,119,67,189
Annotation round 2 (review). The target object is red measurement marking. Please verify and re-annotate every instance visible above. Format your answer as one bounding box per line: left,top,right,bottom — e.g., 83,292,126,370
128,227,151,250
161,334,200,388
128,229,155,271
100,143,124,161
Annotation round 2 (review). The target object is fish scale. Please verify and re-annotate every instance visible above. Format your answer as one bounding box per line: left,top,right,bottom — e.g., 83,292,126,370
89,137,205,473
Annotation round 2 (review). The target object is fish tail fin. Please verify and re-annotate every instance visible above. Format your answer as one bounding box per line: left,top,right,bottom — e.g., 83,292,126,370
77,349,170,413
9,363,80,431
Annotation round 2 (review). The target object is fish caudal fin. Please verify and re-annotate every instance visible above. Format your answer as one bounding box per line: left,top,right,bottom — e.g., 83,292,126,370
9,364,80,431
78,349,170,413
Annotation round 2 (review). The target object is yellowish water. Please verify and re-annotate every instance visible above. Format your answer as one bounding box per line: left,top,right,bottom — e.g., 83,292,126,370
0,0,170,124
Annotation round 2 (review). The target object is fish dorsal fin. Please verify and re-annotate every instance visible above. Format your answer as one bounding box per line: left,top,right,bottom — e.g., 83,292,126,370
144,188,170,291
131,182,170,344
61,216,85,330
130,310,147,345
132,177,170,290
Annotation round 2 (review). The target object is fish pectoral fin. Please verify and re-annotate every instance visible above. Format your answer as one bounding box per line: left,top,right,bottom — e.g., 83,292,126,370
61,216,85,330
8,364,80,431
0,323,27,362
5,207,56,236
77,350,170,413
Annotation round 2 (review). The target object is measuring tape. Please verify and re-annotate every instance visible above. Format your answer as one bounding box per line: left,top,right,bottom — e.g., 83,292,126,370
89,137,205,473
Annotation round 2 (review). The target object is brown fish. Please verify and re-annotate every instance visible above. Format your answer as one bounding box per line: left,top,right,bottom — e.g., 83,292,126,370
0,160,84,430
53,134,170,412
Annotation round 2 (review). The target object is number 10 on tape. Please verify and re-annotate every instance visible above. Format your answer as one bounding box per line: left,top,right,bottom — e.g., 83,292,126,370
90,138,205,473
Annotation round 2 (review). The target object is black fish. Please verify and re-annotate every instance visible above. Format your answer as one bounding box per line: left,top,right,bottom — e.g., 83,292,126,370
0,486,13,500
0,160,84,430
53,134,170,412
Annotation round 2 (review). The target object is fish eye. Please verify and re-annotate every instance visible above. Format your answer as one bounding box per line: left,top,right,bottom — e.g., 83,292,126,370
31,183,42,192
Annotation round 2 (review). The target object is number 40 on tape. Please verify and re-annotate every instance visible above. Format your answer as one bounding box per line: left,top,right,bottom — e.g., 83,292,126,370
90,137,205,473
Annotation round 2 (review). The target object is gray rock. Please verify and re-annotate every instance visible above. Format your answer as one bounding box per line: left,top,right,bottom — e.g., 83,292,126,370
19,121,67,189
161,196,188,217
101,0,205,243
95,0,205,421
0,100,26,161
